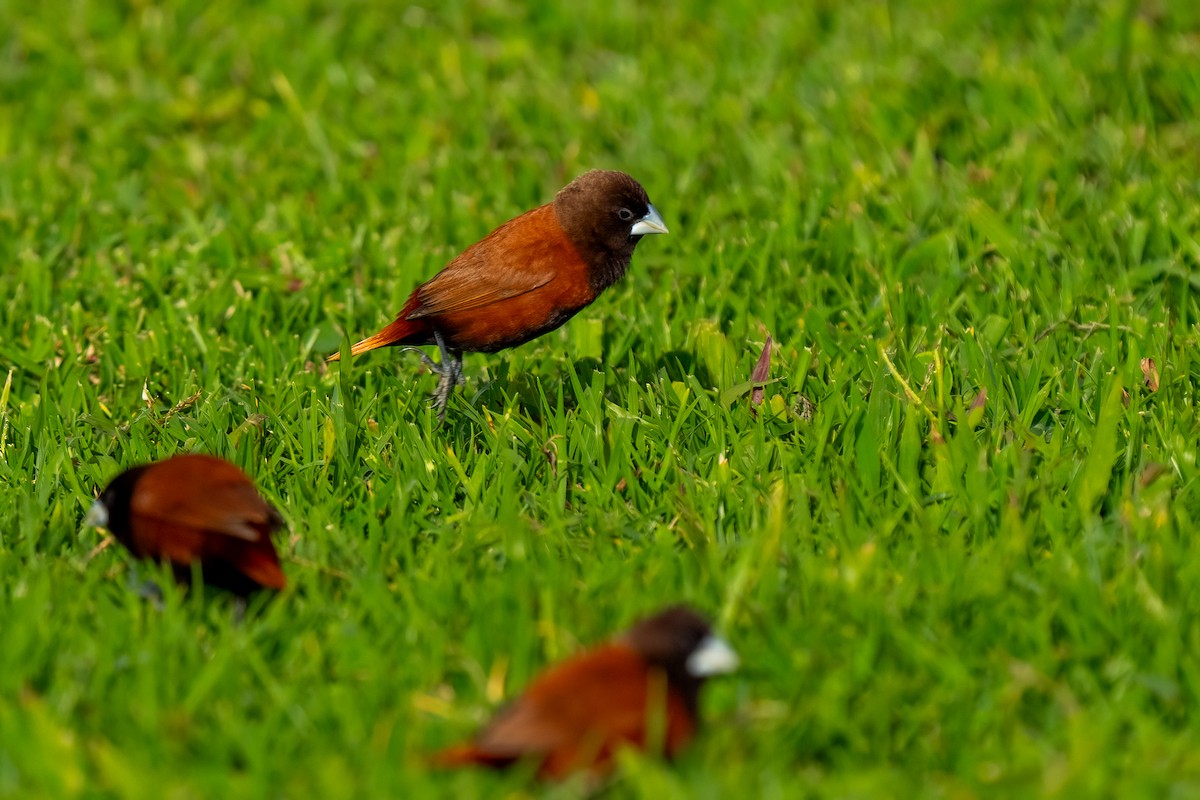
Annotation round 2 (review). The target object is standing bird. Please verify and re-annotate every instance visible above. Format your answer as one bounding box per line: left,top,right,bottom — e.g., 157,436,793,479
434,605,738,781
328,169,668,417
85,454,287,596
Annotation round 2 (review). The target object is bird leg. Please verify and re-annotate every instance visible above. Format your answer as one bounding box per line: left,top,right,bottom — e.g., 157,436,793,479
401,332,463,420
127,565,165,609
431,332,464,420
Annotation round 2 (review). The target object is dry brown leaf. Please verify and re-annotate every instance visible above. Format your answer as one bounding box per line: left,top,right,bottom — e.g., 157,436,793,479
1139,462,1168,489
1140,357,1159,392
750,335,772,413
970,387,988,413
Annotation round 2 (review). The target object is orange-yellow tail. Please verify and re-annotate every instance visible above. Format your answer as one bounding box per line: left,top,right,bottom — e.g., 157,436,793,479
328,296,429,362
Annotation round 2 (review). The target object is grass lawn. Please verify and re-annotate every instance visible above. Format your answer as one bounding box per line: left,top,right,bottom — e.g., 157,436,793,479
3,0,1200,796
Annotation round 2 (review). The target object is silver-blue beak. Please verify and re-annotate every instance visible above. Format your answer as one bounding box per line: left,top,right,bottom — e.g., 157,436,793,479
685,634,739,677
84,499,109,529
630,204,668,236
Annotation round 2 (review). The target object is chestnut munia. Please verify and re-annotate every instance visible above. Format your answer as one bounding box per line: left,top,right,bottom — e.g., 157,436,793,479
329,169,668,417
85,454,287,596
434,605,737,780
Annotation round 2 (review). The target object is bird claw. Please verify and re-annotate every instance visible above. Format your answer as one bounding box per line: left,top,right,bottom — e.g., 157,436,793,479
430,362,466,421
409,332,463,422
432,376,454,421
398,346,441,375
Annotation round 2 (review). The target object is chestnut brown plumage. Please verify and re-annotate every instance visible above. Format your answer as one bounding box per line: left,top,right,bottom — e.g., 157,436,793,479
328,170,668,417
434,605,738,781
85,454,287,596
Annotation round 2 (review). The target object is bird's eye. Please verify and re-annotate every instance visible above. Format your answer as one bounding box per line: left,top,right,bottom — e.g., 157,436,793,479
618,208,635,222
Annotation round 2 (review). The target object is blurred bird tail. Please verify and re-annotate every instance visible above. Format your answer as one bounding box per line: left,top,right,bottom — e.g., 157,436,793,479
431,745,477,768
430,744,518,770
238,546,287,590
328,296,427,362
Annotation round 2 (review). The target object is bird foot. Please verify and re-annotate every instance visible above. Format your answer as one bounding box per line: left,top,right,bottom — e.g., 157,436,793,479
400,336,462,421
128,573,165,608
432,372,455,421
430,359,468,420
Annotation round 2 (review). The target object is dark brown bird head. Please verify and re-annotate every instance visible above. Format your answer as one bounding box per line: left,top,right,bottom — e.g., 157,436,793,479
620,605,739,713
553,169,668,293
85,464,148,548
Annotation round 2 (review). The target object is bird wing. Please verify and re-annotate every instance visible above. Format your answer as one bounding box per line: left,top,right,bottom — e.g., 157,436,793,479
472,645,653,757
130,456,282,542
407,204,576,319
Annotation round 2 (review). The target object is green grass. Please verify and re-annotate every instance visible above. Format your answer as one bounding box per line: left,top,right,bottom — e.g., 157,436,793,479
3,0,1200,796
